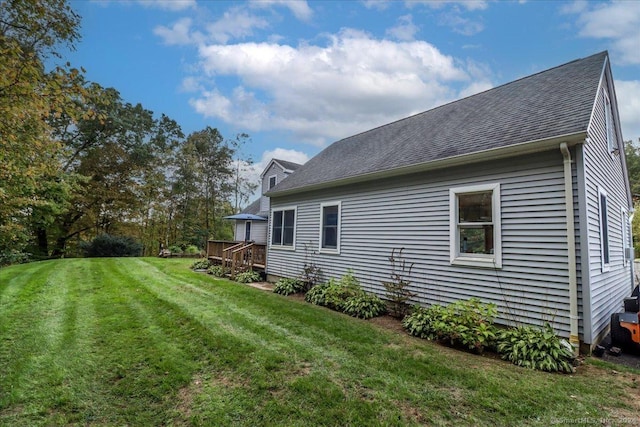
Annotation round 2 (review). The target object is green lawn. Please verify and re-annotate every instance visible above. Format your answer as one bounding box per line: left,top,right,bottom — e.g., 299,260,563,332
0,258,638,426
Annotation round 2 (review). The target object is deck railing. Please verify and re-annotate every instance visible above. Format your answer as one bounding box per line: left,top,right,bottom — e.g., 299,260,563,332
207,240,266,278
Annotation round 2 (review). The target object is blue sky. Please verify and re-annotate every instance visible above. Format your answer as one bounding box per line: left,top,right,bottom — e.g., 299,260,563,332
59,0,640,180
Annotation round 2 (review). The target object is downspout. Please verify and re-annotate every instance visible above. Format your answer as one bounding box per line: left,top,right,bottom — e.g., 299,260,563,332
560,143,580,355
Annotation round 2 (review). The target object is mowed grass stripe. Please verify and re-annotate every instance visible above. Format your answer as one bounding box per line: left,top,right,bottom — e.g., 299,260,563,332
0,258,638,426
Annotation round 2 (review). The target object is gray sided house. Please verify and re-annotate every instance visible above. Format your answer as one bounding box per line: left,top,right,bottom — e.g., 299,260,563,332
265,51,634,351
227,159,302,244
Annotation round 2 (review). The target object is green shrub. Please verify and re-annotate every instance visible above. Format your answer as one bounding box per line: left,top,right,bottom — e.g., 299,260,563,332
273,278,305,295
306,277,359,310
305,271,385,319
324,282,359,311
342,293,387,319
0,250,31,266
235,270,261,283
207,265,227,277
81,234,142,257
168,245,183,254
402,298,498,353
496,323,575,373
305,281,331,305
402,304,445,339
184,245,200,255
190,259,211,270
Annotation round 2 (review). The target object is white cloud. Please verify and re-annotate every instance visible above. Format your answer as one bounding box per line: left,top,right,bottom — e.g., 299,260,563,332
136,0,196,11
362,0,390,11
564,1,640,65
249,0,313,21
189,29,482,145
240,148,311,203
616,80,640,140
386,15,419,41
407,0,488,11
439,13,484,35
258,148,310,170
154,17,194,45
206,7,270,44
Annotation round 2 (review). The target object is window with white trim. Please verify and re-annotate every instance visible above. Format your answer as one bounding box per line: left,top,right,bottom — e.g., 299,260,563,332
319,202,341,253
598,187,610,271
450,183,502,268
268,175,277,190
604,90,616,154
271,207,296,248
621,208,630,266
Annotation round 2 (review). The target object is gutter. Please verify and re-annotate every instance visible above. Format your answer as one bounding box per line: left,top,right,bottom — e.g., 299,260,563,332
560,142,580,355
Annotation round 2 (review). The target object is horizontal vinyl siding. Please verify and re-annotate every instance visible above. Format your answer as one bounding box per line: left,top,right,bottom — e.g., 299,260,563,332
583,77,633,343
260,163,291,212
268,151,577,336
252,222,268,245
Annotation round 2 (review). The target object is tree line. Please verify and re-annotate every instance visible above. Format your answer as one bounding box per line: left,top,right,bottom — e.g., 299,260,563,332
0,0,256,264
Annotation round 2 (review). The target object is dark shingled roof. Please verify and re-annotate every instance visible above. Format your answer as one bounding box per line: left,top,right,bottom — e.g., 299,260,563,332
273,158,303,172
239,198,268,218
270,51,607,195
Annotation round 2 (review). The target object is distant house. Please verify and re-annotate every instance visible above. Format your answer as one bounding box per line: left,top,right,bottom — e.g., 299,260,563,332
264,51,634,351
225,159,302,244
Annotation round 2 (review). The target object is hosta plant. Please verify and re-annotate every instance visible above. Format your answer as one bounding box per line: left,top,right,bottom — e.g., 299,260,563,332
496,323,576,373
207,265,228,277
273,278,306,296
342,293,387,319
235,270,261,283
190,259,211,270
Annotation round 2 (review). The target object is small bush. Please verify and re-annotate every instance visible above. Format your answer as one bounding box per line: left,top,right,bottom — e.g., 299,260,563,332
305,281,331,305
81,234,142,257
496,323,576,373
0,250,31,267
402,304,445,339
184,245,200,255
342,293,387,319
305,271,385,319
168,245,183,254
235,270,261,283
402,298,498,353
306,277,359,310
191,259,211,270
207,265,227,277
273,278,305,296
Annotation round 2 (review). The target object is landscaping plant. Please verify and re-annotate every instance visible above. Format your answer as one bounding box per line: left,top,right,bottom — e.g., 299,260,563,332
190,259,211,270
383,248,416,318
273,278,306,296
402,298,498,354
342,293,387,319
306,271,386,319
235,270,261,283
496,323,576,373
207,265,227,277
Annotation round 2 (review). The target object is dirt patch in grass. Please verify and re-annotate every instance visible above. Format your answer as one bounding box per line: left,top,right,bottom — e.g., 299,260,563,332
368,314,405,333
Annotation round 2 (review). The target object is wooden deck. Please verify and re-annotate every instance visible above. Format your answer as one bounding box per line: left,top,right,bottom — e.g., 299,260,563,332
206,240,266,278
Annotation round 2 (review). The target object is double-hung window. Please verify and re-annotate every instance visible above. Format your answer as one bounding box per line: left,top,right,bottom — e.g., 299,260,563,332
450,183,502,268
268,175,277,190
319,202,341,253
271,207,296,248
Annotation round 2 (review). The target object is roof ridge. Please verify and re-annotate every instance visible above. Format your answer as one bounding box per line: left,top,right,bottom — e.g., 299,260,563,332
329,51,608,144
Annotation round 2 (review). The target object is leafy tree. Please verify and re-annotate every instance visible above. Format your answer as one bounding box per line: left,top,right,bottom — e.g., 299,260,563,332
0,0,84,259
